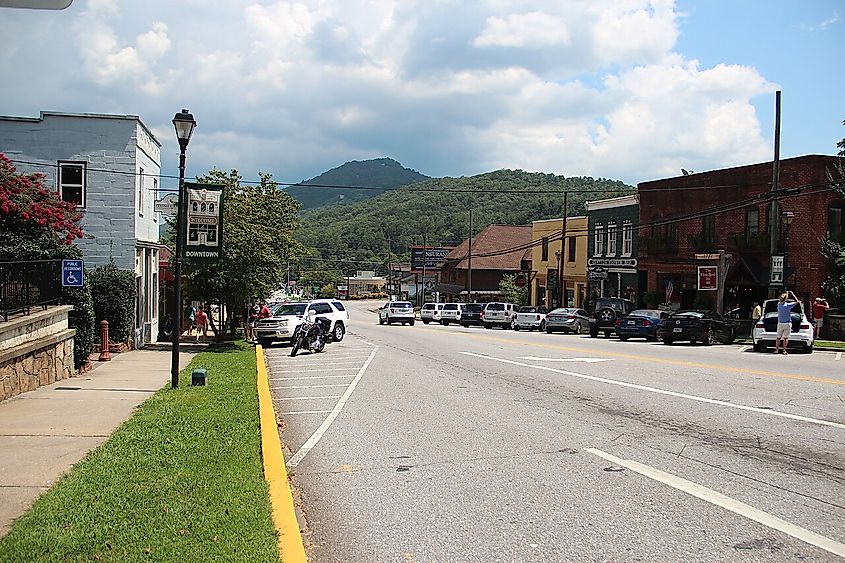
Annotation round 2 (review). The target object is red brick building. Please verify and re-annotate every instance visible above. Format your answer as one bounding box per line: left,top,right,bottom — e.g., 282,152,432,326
638,155,843,315
440,224,533,302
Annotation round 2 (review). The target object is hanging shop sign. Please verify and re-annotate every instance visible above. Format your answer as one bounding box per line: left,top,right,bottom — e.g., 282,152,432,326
182,182,225,261
697,265,717,291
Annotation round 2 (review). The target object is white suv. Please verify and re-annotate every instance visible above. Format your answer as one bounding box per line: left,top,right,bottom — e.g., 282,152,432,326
256,299,349,346
752,298,814,353
481,302,517,329
378,301,415,325
420,303,445,324
440,303,464,325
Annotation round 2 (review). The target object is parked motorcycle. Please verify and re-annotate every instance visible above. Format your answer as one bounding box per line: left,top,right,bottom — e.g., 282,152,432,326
290,314,330,357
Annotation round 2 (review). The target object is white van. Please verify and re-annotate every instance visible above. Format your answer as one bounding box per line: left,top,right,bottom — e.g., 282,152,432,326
481,302,518,329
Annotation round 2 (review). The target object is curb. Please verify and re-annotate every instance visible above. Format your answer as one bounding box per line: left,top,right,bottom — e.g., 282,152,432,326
256,345,307,563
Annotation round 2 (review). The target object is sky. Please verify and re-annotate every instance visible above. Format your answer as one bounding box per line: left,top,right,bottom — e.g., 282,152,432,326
1,0,842,190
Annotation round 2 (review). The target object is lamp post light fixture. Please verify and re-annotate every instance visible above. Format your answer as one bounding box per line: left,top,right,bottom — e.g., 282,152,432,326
171,109,197,389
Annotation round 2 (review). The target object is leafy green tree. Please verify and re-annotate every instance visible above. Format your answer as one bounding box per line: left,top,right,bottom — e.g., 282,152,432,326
499,273,529,306
179,169,306,335
820,120,845,308
318,283,337,298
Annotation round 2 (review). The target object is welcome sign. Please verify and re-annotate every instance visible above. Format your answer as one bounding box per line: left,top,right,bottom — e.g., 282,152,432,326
182,182,225,261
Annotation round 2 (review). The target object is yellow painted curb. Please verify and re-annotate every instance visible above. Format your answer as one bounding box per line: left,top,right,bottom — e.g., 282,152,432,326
256,345,307,563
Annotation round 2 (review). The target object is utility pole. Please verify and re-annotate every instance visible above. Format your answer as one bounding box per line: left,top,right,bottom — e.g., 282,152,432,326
386,237,392,299
421,231,427,306
467,208,473,302
558,192,568,308
768,90,782,298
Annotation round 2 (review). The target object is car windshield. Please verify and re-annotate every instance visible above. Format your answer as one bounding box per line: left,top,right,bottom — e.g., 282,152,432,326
629,309,661,318
275,303,307,316
391,302,412,309
464,304,482,312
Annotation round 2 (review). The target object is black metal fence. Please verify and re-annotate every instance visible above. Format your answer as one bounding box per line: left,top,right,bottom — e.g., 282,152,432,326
0,259,64,321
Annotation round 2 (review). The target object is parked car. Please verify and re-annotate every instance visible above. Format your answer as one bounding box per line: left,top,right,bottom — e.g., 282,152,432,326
481,302,518,329
589,297,636,338
615,309,667,341
420,302,445,324
256,299,349,346
661,310,735,345
378,301,415,325
514,306,548,331
546,308,590,334
460,303,484,327
752,299,814,353
440,303,464,326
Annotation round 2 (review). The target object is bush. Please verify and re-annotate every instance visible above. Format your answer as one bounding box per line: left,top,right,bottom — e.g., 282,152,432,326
318,283,337,298
64,280,96,369
90,262,136,343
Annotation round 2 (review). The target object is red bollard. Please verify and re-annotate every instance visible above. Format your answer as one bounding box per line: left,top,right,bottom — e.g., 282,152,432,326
98,320,111,361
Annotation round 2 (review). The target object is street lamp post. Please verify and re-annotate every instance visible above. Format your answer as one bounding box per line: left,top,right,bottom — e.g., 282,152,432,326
171,109,197,389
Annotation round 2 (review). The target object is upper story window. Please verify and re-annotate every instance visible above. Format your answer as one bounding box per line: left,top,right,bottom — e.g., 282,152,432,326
152,178,158,222
541,237,549,262
607,223,617,256
138,167,145,216
830,201,844,241
622,222,633,256
702,214,715,242
58,161,85,207
594,225,604,256
746,209,759,238
567,235,576,262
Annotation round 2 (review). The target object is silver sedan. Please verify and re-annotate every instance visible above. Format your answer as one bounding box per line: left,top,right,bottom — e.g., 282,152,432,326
545,308,590,334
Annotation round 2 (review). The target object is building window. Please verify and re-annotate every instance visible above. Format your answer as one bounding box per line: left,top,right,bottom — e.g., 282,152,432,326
607,223,617,256
594,225,604,256
830,202,844,241
541,237,549,262
702,214,715,243
568,235,576,262
152,178,158,222
138,167,145,215
622,222,632,256
746,209,759,238
58,161,85,207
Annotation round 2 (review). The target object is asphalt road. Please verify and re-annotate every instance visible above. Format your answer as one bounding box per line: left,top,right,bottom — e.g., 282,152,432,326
264,300,845,562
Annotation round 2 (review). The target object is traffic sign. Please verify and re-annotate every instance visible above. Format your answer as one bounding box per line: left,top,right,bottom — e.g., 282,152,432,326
61,259,84,287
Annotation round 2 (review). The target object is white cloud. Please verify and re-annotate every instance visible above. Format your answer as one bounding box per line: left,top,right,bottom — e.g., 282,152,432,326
474,12,571,48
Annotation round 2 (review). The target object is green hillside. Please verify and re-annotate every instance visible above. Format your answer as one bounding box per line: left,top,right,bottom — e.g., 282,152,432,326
285,157,430,209
295,169,633,274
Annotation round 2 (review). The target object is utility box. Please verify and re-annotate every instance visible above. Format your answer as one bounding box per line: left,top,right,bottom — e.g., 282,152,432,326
191,368,208,386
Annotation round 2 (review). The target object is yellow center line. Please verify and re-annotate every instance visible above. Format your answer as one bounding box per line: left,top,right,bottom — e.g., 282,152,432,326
417,326,844,386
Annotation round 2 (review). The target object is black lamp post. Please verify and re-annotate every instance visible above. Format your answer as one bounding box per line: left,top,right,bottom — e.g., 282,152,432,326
171,109,196,389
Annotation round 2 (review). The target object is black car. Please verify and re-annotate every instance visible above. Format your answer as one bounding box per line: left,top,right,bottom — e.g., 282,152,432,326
460,303,484,327
662,310,736,345
589,297,636,338
614,309,667,341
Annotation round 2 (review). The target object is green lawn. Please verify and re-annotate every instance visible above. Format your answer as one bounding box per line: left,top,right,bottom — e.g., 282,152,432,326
0,342,280,563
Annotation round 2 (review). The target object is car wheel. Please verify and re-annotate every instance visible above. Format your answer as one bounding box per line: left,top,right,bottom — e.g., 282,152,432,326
378,316,384,325
573,323,582,335
410,320,415,326
598,307,617,325
546,327,553,334
724,328,736,345
514,324,521,331
619,336,628,342
753,341,764,352
663,337,674,345
423,320,430,324
461,323,469,328
702,327,714,346
805,343,813,354
647,334,658,342
539,321,546,332
484,323,492,329
442,320,449,326
332,323,345,342
589,327,598,338
257,337,272,347
604,331,611,338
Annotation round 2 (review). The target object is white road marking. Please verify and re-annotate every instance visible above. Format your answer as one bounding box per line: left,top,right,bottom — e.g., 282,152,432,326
286,347,379,469
737,346,749,352
461,352,845,430
520,356,612,363
270,367,360,373
586,448,845,558
270,374,357,380
281,410,334,415
278,395,343,400
273,384,350,389
836,352,842,361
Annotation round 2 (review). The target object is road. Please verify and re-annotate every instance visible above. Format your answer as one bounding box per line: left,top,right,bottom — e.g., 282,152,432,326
264,300,845,562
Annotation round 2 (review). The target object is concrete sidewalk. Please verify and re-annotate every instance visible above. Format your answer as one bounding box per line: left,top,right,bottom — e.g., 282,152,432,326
0,348,195,538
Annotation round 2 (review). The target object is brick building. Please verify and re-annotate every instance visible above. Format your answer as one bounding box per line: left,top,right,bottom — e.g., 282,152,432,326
584,195,641,306
638,155,842,315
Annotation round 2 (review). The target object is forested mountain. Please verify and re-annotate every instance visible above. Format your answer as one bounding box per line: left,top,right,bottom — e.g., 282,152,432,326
295,169,633,275
285,157,430,209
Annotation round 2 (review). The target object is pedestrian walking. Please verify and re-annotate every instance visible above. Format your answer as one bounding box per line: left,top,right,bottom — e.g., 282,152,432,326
812,296,829,339
183,303,196,336
775,291,798,355
195,305,209,343
246,303,260,342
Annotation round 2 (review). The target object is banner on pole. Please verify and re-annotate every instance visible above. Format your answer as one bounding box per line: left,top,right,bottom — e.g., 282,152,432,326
182,183,225,261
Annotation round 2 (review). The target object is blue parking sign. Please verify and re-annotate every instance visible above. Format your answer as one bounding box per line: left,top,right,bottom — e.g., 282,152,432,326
61,259,84,287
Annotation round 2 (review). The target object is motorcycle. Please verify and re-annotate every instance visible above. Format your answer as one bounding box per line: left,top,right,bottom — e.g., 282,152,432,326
290,314,331,357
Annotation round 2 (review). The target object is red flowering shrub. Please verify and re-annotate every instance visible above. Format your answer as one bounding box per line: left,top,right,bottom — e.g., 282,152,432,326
0,153,84,245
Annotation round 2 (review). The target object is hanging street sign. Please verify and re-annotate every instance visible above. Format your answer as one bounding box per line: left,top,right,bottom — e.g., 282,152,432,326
770,255,785,286
154,193,179,217
588,257,637,268
698,265,717,291
181,183,225,261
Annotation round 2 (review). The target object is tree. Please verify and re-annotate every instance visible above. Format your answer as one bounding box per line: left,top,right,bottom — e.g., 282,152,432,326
179,169,306,335
499,273,529,306
0,154,94,368
820,119,845,308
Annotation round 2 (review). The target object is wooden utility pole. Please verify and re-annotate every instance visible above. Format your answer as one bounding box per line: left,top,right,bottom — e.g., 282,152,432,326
768,90,782,298
467,208,473,302
421,231,427,306
558,192,568,308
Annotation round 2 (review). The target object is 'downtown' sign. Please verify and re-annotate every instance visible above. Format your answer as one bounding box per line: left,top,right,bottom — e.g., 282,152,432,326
182,183,225,261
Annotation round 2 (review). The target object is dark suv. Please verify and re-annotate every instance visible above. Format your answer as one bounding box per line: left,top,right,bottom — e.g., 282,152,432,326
460,303,484,327
589,297,635,338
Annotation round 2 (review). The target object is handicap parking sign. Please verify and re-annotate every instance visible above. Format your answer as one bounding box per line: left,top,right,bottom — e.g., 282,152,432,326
61,259,84,287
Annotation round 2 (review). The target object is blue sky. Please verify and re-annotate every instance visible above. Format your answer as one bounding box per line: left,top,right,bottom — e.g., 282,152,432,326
0,1,842,189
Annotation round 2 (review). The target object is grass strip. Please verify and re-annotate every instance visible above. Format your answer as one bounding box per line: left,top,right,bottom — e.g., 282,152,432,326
735,338,845,349
0,342,280,563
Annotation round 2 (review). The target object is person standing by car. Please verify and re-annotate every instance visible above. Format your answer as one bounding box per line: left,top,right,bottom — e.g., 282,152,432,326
259,301,273,320
751,301,762,320
775,291,798,355
812,296,829,338
195,305,209,343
